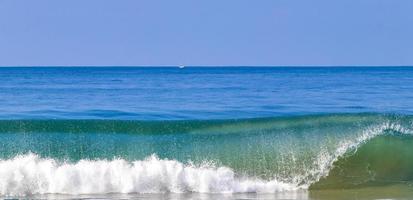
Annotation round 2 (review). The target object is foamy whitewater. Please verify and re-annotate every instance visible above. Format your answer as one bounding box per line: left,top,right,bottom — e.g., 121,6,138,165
0,154,299,196
1,118,412,196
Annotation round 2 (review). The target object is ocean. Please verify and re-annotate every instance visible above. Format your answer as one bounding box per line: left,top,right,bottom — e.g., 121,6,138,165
0,67,413,199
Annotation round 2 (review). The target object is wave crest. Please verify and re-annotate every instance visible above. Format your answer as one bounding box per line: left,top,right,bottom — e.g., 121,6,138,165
311,122,413,189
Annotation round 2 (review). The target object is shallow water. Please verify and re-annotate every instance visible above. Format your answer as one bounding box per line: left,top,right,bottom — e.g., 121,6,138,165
5,185,413,200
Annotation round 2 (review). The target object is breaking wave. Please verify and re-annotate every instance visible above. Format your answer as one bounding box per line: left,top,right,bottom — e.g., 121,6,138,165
0,114,412,196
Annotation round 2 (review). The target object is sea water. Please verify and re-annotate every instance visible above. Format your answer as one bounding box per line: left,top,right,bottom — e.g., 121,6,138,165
0,67,413,199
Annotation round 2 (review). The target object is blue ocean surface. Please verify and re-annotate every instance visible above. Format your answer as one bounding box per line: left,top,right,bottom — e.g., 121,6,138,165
0,67,412,119
1,67,413,199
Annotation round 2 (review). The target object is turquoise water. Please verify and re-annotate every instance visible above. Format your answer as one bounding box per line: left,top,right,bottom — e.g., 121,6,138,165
1,67,413,199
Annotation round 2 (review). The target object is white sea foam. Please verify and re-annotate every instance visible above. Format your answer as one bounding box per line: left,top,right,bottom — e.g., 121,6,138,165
0,154,302,196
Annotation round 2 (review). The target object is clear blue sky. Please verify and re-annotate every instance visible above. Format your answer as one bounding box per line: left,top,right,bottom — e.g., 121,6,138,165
0,0,412,66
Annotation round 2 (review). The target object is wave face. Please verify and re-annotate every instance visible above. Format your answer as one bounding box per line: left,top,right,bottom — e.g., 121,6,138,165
0,114,413,196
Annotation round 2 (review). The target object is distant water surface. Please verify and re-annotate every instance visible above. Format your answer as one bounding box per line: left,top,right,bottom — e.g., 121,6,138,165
0,67,412,119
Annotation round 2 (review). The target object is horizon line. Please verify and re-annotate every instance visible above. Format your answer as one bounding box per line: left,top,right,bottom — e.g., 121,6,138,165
0,65,412,68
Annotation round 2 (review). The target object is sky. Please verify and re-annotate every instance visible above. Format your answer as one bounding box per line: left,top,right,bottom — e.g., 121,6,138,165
0,0,412,66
